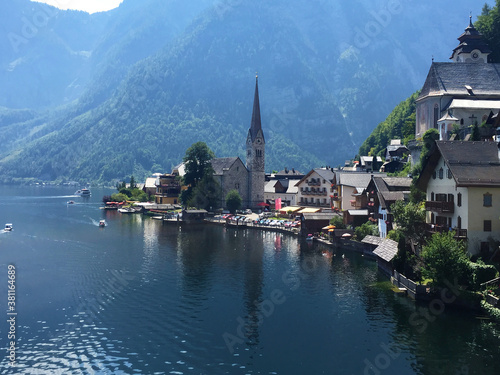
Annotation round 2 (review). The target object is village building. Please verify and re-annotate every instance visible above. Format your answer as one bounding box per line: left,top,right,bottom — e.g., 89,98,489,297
415,17,500,141
366,176,412,238
154,173,182,205
416,141,500,256
264,178,300,208
295,168,335,208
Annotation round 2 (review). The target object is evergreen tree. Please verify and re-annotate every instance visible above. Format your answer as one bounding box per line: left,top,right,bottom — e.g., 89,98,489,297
226,190,242,214
476,1,500,63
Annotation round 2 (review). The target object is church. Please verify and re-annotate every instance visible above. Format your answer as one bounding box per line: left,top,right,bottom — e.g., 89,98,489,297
416,17,500,141
211,76,266,210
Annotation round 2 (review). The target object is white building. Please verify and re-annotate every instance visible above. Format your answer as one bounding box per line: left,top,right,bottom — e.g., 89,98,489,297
417,141,500,255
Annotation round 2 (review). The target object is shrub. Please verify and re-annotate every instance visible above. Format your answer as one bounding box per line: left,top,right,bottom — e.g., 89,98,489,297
468,262,498,289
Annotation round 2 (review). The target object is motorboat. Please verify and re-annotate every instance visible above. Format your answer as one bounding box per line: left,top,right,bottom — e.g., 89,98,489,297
118,207,136,213
99,220,107,227
67,200,75,204
75,188,91,197
4,223,13,232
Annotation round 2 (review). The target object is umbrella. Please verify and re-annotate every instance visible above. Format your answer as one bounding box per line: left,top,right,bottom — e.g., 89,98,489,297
342,233,352,238
257,202,269,206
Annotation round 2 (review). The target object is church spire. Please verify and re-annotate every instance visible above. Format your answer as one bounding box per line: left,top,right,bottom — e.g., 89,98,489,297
249,75,264,142
450,15,491,62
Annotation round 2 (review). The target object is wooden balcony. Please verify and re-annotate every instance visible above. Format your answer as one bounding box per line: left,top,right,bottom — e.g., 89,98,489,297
425,224,467,239
425,201,454,214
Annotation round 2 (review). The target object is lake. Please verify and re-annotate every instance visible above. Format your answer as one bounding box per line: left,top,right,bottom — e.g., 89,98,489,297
0,186,499,374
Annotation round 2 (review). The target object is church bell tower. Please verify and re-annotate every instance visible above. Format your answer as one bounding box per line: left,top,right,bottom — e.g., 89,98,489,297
246,75,265,208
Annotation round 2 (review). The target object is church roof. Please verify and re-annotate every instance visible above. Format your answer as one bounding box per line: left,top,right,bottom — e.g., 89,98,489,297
210,157,245,175
451,17,492,60
418,63,500,100
248,76,264,142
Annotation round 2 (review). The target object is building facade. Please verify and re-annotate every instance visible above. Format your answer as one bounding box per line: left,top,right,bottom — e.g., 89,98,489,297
417,141,500,255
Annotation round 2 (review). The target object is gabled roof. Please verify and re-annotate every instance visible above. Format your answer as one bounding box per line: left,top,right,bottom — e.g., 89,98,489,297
338,172,384,192
418,63,500,101
296,168,335,186
275,168,303,177
417,141,500,189
361,235,383,246
373,238,398,262
210,157,245,176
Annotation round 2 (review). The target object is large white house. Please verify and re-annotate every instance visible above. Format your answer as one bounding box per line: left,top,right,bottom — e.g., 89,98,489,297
295,168,335,208
417,141,500,255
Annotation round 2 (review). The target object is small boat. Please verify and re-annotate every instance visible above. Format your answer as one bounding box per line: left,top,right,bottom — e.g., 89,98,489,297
67,200,75,204
118,207,135,213
75,188,91,197
4,223,13,232
99,220,107,227
306,234,314,241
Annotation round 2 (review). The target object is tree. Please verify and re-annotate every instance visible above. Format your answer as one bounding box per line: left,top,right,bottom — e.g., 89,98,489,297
181,142,216,205
470,122,480,141
329,215,346,229
390,200,426,246
183,142,215,187
354,221,378,241
421,231,470,287
226,190,242,214
476,1,500,63
130,175,137,189
189,175,221,211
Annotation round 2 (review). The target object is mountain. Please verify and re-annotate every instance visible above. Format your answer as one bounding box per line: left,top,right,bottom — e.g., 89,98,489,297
0,0,485,184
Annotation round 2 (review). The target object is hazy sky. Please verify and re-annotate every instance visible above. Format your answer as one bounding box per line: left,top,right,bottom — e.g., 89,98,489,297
32,0,123,14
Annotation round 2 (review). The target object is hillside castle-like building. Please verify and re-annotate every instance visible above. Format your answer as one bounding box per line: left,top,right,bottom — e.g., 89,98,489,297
211,76,265,209
416,16,500,140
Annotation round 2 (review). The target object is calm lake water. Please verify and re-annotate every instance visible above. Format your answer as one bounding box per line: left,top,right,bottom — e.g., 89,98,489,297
0,186,500,375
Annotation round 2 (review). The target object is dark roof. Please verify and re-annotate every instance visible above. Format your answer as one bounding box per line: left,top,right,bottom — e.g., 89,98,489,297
248,76,264,142
275,168,303,177
373,238,398,262
296,168,335,186
417,141,500,189
210,157,244,175
451,18,492,59
418,63,500,100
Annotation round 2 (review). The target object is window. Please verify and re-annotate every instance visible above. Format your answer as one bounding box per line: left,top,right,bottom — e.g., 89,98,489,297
447,169,452,179
484,220,492,232
483,193,492,207
457,216,461,229
457,193,462,207
447,194,454,203
431,192,435,201
438,168,444,179
433,104,439,129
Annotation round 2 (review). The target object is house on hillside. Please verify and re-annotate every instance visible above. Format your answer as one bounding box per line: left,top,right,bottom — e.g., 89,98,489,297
416,141,500,256
416,18,500,142
295,168,335,208
366,176,412,238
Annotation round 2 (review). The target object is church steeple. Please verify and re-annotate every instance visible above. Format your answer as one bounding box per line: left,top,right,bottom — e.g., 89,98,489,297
450,15,492,63
249,75,264,142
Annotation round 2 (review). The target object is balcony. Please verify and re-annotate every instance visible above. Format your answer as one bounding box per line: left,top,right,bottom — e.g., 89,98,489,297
425,201,454,214
425,224,467,239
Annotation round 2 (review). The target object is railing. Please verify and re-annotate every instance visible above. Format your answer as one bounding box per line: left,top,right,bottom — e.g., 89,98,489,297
425,224,467,239
425,201,454,213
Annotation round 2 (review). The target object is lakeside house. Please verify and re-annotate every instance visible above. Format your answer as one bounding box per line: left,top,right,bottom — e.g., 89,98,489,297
366,176,412,238
416,140,500,256
295,168,335,209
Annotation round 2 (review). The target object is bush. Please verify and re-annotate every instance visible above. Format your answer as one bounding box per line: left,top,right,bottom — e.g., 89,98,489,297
481,300,500,322
111,193,129,202
469,262,498,289
354,221,378,241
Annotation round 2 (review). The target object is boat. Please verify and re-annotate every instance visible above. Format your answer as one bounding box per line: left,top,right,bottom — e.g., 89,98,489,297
75,188,91,197
306,234,314,241
4,223,13,231
67,200,75,204
99,220,106,227
118,207,135,213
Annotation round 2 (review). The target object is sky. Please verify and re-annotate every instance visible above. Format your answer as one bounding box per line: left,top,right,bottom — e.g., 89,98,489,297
32,0,123,14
